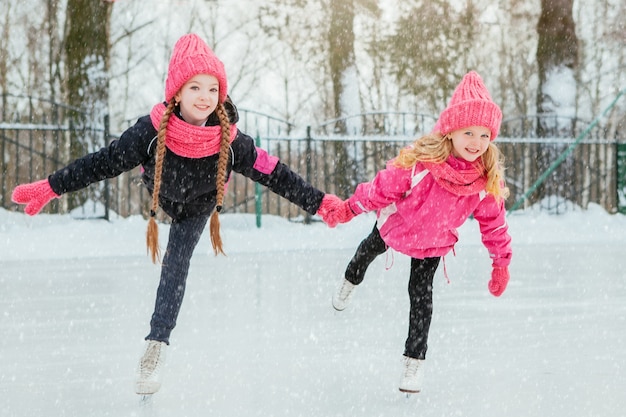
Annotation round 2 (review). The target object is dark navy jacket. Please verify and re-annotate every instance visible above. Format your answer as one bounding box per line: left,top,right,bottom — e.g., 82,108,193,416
48,102,324,221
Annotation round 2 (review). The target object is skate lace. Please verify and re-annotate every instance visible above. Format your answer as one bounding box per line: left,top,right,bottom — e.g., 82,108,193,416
140,342,163,377
338,280,354,300
404,358,421,378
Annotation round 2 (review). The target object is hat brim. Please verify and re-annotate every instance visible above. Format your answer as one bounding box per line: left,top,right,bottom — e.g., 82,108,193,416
435,99,502,141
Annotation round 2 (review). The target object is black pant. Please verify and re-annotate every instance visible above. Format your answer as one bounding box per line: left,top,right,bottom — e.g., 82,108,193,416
345,225,440,360
147,214,210,344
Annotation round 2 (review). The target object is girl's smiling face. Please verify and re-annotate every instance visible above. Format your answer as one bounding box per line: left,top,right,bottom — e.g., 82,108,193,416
174,74,220,126
448,126,491,161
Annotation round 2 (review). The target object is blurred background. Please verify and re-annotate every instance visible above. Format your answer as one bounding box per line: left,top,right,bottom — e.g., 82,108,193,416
1,0,625,219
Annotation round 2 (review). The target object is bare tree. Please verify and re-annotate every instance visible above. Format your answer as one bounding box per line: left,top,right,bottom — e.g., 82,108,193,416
491,0,540,119
63,0,113,209
0,4,12,96
384,0,481,113
45,0,65,103
576,0,626,138
328,0,358,195
64,0,112,126
532,0,578,207
257,0,379,196
257,0,331,125
536,0,578,134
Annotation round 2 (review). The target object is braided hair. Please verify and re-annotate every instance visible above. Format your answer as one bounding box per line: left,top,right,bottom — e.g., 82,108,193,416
145,100,232,262
146,100,176,263
209,102,232,256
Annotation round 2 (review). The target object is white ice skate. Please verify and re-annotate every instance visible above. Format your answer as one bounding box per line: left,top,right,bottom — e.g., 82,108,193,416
135,340,167,395
399,356,424,394
332,278,356,311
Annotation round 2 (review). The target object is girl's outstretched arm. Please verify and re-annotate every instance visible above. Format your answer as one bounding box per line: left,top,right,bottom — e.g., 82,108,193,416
231,132,325,214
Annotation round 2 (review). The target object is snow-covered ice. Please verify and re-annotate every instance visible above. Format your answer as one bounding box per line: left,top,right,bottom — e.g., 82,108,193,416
1,205,625,416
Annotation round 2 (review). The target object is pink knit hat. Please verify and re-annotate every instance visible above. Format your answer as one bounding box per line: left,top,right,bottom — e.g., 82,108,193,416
433,71,502,141
164,33,228,104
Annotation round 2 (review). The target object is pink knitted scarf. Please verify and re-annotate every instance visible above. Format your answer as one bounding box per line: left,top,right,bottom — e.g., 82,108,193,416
149,103,237,158
422,158,487,196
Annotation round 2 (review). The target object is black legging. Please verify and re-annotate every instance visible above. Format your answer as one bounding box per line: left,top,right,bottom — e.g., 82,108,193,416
147,213,210,344
344,224,440,359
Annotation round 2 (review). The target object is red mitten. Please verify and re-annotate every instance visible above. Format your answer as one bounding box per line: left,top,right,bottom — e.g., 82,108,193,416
333,200,356,225
317,194,343,227
340,200,356,222
317,194,356,227
489,266,510,297
11,179,60,216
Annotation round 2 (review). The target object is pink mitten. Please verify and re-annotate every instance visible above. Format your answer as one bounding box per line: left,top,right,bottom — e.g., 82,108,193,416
489,266,510,297
11,179,60,216
317,194,356,227
339,200,357,223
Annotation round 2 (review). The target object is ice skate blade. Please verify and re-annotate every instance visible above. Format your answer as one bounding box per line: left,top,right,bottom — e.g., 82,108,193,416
399,388,420,395
139,394,154,407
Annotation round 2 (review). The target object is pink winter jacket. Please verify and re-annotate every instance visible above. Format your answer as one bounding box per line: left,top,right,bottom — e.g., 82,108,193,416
348,156,512,267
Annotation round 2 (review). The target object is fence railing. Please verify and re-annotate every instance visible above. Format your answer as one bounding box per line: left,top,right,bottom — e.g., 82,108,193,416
1,94,624,221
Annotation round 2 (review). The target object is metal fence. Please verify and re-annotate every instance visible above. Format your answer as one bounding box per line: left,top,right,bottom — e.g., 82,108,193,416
1,94,624,222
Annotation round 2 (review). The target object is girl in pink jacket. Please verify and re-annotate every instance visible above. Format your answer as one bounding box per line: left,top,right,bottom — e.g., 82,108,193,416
319,71,512,394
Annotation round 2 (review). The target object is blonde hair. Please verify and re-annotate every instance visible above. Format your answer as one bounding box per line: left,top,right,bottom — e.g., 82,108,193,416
393,132,510,201
146,101,232,263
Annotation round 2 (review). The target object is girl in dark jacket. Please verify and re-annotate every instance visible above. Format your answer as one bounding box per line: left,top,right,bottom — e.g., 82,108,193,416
12,33,340,396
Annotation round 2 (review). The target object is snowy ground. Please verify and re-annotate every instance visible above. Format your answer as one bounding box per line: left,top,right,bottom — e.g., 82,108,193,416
1,205,625,417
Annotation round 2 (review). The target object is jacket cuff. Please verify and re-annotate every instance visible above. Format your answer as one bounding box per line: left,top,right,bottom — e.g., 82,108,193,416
490,252,512,267
347,196,366,215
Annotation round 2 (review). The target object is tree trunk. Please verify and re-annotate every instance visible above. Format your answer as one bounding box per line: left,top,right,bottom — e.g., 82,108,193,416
328,0,359,197
536,0,578,131
64,0,112,209
534,0,578,207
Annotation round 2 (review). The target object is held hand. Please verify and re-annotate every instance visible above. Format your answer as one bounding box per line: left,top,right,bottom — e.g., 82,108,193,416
317,194,356,228
488,266,510,297
316,194,344,227
11,179,60,216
